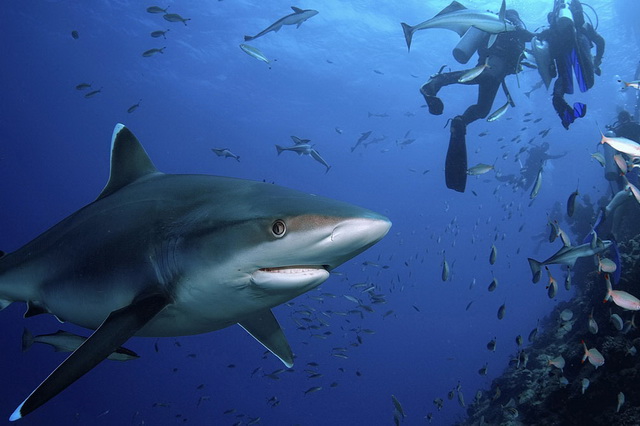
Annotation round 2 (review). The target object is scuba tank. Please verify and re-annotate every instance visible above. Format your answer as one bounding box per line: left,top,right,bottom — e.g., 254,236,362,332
452,27,489,65
554,0,576,38
555,0,574,23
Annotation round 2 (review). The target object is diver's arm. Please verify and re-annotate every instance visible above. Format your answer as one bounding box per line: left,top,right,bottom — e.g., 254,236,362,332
544,152,568,160
586,24,605,71
518,28,535,43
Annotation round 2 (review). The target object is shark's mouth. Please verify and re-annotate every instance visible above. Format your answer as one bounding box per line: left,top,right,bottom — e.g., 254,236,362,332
259,265,327,274
252,266,330,289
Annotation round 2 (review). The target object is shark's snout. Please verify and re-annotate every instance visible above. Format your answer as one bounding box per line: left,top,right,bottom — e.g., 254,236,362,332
326,215,391,270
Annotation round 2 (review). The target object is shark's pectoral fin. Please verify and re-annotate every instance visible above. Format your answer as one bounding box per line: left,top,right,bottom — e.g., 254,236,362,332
10,292,169,422
239,309,294,368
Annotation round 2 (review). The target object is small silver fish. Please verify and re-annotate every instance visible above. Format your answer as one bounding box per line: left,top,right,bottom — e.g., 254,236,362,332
150,29,170,39
240,44,270,65
486,100,509,122
142,47,165,57
530,166,543,199
84,87,102,98
163,13,191,25
147,6,169,14
458,58,489,83
127,99,142,114
467,163,494,176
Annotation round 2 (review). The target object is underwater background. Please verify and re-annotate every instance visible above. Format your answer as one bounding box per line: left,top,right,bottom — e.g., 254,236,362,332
1,0,640,425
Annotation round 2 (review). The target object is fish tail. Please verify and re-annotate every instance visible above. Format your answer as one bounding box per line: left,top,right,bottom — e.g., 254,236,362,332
527,258,542,283
21,328,34,352
244,35,254,42
275,145,284,155
400,23,414,52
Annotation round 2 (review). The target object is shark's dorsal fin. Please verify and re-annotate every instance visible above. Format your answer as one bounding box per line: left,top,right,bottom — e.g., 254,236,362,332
291,6,303,13
96,124,160,201
436,1,467,17
239,309,294,368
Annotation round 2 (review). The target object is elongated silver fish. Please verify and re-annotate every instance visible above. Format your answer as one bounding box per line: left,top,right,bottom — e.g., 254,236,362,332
22,329,138,361
487,100,509,122
530,166,543,199
239,44,270,65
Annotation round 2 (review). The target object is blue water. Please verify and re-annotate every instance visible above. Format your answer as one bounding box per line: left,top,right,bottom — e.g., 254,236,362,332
1,0,639,425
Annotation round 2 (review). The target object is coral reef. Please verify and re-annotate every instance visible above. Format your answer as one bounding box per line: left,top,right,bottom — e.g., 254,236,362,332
460,231,640,426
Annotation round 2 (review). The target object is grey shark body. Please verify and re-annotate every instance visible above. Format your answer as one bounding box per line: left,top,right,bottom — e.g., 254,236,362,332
244,6,318,42
2,124,389,420
275,143,331,172
527,235,612,283
400,0,514,51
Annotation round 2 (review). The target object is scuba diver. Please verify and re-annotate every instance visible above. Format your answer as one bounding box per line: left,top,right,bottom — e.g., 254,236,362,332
535,0,605,129
609,110,640,143
495,142,567,191
420,9,534,192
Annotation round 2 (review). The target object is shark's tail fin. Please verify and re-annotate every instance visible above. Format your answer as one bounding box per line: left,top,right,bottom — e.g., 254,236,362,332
21,328,34,353
528,258,542,283
400,23,414,52
244,35,254,42
275,145,285,155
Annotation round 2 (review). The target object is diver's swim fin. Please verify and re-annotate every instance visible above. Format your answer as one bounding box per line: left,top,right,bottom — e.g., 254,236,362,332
573,102,586,118
445,116,467,192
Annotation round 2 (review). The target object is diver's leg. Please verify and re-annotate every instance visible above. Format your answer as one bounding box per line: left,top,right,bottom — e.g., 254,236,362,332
552,77,587,130
420,70,465,115
552,78,573,130
461,77,501,124
444,78,498,192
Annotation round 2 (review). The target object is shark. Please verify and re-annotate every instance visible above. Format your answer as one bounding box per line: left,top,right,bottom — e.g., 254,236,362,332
244,6,319,42
2,124,390,420
527,232,612,283
400,0,514,52
275,143,331,173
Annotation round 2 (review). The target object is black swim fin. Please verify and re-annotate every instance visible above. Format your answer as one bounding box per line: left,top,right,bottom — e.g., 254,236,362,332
445,116,467,192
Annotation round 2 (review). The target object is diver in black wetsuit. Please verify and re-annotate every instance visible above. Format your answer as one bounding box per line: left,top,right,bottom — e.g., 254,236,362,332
610,110,640,143
495,142,567,191
420,9,533,192
537,0,605,129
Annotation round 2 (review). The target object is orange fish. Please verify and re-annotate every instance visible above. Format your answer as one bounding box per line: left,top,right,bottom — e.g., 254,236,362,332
600,132,640,157
618,79,640,90
604,274,640,310
581,340,605,368
598,256,617,273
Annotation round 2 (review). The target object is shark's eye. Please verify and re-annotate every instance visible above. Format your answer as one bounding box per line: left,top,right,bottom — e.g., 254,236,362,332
271,219,286,238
